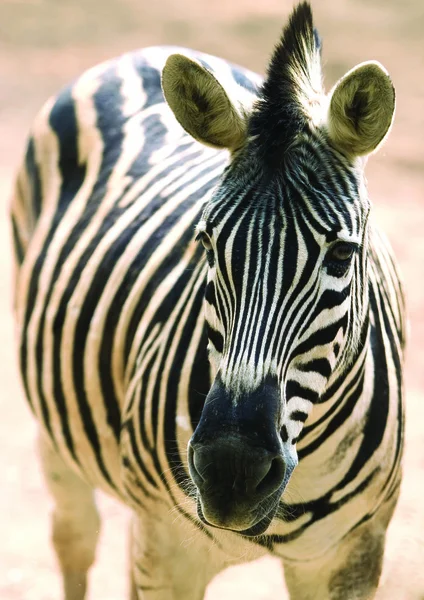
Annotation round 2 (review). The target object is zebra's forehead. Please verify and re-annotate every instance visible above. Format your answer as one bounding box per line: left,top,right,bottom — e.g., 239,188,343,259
200,137,368,240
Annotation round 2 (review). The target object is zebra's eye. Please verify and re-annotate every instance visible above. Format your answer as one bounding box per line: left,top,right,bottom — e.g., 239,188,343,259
195,231,212,251
327,242,355,262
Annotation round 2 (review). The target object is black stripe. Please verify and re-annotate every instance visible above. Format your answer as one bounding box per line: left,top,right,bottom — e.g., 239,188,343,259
123,420,159,491
207,324,224,354
290,410,308,423
297,358,332,378
25,137,42,222
11,216,25,266
286,380,319,404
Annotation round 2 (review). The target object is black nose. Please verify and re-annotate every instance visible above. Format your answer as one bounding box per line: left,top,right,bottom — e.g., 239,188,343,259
188,436,286,502
188,374,288,531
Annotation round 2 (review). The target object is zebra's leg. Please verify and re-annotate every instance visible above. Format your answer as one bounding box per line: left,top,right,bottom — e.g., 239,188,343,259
128,516,139,600
281,495,398,600
38,434,101,600
128,508,222,600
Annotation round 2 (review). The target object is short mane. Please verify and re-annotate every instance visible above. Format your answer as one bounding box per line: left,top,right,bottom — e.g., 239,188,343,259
249,2,324,163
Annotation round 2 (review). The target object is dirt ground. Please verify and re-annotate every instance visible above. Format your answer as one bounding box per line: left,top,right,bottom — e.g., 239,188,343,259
0,0,423,598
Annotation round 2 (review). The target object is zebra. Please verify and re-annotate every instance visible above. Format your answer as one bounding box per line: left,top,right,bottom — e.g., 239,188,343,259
10,2,406,599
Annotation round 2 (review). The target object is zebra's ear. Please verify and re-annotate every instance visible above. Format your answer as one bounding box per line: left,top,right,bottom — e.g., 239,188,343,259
162,54,247,151
327,61,395,157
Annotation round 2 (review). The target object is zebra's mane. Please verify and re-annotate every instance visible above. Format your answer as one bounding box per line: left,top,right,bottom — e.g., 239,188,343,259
249,2,324,164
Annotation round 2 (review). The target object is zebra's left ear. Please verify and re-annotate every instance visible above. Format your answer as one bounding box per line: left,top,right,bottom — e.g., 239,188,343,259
327,61,395,157
162,54,248,151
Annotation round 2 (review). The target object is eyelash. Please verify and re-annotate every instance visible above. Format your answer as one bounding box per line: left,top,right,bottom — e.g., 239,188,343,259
327,242,356,262
195,231,212,251
195,231,214,266
325,242,358,276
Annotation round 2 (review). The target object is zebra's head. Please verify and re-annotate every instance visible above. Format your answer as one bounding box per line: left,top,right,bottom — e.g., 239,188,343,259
162,2,395,536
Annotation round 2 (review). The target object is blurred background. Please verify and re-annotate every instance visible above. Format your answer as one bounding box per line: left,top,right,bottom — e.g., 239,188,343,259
0,0,423,598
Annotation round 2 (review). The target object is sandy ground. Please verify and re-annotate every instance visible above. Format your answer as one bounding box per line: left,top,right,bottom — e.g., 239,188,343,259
0,0,423,598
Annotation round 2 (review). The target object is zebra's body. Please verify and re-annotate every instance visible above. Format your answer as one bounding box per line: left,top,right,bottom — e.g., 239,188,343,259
11,4,405,599
13,45,230,501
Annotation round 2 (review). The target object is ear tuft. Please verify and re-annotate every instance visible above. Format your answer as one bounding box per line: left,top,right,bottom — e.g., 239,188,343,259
162,54,247,150
327,61,395,157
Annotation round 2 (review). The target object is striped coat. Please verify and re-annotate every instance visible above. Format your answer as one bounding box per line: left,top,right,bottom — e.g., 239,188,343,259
11,3,405,599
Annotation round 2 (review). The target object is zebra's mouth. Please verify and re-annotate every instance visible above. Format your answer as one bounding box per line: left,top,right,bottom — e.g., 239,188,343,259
195,491,280,537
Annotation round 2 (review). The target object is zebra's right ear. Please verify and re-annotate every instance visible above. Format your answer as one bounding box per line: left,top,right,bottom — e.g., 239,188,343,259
162,54,247,151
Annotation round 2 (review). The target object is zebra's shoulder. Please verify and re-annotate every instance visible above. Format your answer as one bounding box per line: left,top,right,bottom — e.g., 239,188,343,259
16,46,262,251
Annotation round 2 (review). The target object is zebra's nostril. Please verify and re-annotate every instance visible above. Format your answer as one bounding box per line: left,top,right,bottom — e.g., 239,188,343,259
188,444,205,486
255,457,285,496
189,439,285,502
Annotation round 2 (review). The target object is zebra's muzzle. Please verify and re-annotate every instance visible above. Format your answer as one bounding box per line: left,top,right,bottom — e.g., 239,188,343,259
187,375,292,534
188,436,286,533
195,491,281,537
